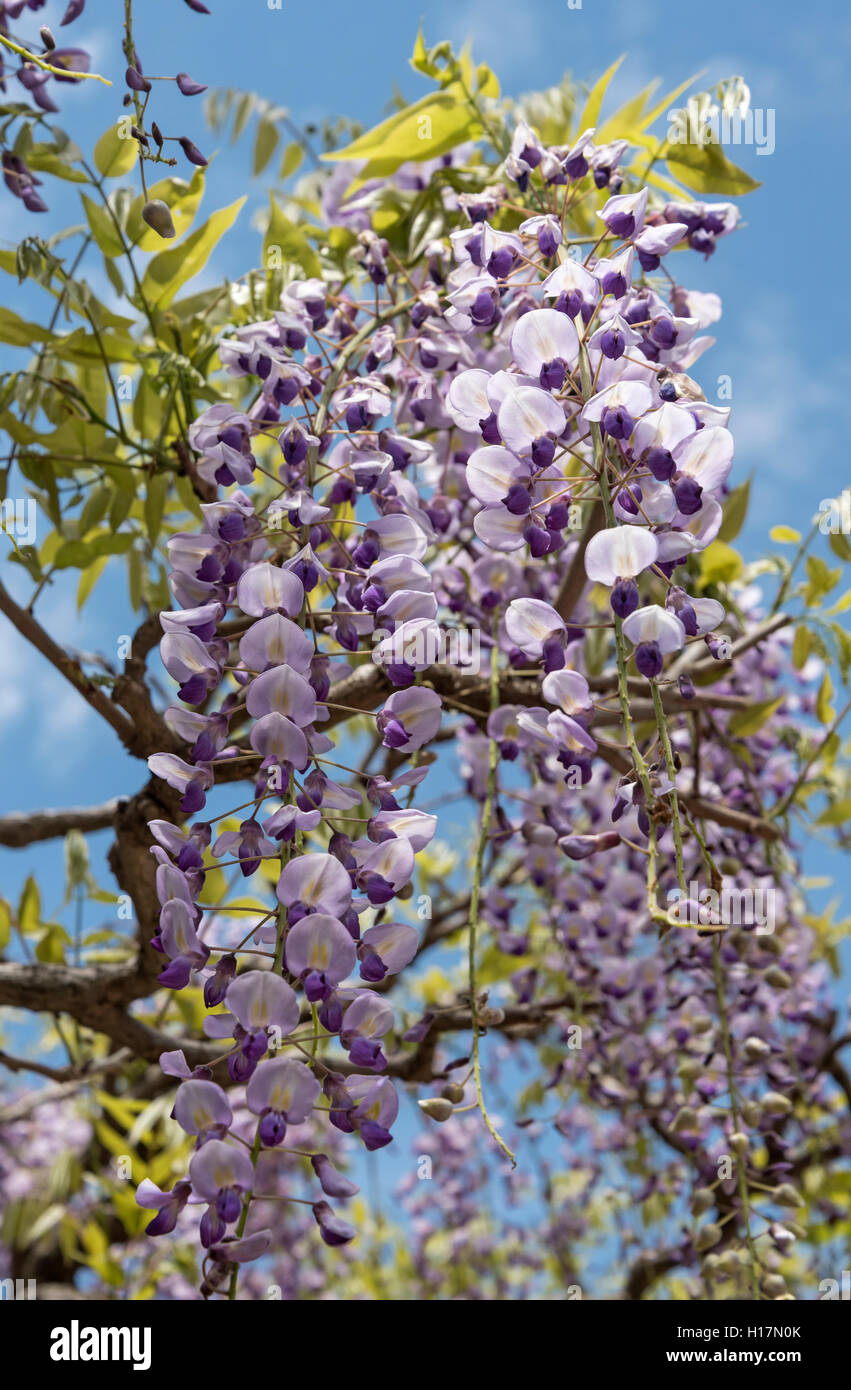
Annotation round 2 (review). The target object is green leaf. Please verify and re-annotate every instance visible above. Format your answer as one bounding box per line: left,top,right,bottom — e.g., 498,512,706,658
816,671,835,725
792,625,811,670
93,123,139,179
35,924,71,964
829,531,851,563
0,900,11,951
816,800,851,828
141,197,246,307
253,117,280,176
666,139,760,194
0,306,55,348
53,534,132,569
263,195,321,278
279,142,304,181
77,555,110,610
804,555,841,607
80,192,124,257
576,56,625,133
717,477,750,543
26,142,89,183
727,697,784,737
698,540,742,586
321,84,481,186
18,875,41,933
144,472,168,544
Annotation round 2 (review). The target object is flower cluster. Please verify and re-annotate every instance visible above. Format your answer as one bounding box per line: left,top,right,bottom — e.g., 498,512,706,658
138,105,834,1296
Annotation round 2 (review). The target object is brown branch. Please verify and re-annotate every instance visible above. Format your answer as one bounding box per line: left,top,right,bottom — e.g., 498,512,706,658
0,799,123,848
554,499,604,621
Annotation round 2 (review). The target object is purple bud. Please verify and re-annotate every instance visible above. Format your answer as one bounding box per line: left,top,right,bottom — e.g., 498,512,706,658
178,136,208,167
176,72,208,96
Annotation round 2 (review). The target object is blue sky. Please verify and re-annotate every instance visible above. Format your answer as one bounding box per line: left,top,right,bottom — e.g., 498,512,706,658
2,0,849,1066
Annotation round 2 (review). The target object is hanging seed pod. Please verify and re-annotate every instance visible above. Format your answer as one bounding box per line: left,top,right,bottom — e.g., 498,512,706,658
141,199,176,239
418,1098,454,1122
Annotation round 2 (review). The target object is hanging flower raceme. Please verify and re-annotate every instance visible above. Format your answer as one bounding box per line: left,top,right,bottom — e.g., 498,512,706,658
134,95,812,1301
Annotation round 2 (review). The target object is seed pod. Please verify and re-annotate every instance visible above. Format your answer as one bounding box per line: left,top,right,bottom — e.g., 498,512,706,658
673,1105,699,1133
693,1223,722,1253
761,1273,788,1298
759,933,783,957
479,1006,505,1026
761,1091,793,1116
441,1083,465,1104
141,199,176,239
717,1249,742,1276
773,1182,804,1208
764,965,792,989
418,1098,454,1122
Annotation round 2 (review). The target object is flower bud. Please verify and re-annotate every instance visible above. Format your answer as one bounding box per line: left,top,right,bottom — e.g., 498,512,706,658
717,1249,742,1276
773,1182,804,1208
761,1091,793,1116
418,1098,454,1122
744,1036,771,1060
761,1273,788,1298
479,1006,505,1026
142,199,176,239
441,1082,465,1103
691,1187,715,1215
673,1105,699,1133
764,965,792,989
693,1223,722,1252
729,1131,749,1157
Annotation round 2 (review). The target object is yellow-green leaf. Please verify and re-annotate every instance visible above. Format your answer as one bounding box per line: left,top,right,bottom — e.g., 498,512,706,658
770,525,801,544
144,472,168,544
18,875,41,933
717,477,751,543
253,117,280,177
80,193,124,257
816,672,835,725
321,84,481,187
77,553,110,610
727,697,784,737
93,123,139,179
575,56,625,133
792,625,811,670
142,197,246,308
263,195,321,278
666,139,760,195
699,540,742,586
816,800,851,828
